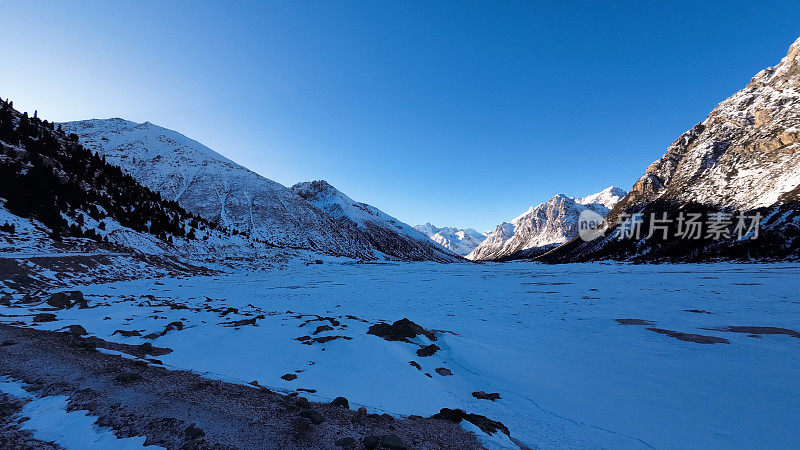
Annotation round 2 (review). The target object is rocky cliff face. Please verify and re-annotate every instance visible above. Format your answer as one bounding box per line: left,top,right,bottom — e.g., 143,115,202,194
466,187,626,261
541,37,800,262
414,223,487,257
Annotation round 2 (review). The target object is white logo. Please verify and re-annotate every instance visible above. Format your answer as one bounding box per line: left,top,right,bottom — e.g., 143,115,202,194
578,209,606,241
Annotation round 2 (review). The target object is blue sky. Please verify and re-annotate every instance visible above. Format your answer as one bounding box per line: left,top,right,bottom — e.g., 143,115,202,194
3,1,799,231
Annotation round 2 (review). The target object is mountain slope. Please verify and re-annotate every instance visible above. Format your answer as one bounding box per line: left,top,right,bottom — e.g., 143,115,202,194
62,119,456,261
414,223,487,257
467,187,626,261
292,181,460,262
540,37,800,263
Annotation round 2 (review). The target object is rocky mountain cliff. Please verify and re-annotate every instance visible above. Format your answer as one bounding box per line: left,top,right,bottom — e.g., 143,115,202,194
414,223,487,256
292,181,460,262
466,187,626,261
540,37,800,262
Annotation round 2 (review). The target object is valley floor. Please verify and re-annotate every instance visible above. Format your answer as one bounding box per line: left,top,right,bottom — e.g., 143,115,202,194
2,260,799,448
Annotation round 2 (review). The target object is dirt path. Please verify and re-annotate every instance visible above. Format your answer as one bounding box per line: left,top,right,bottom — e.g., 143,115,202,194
0,324,483,449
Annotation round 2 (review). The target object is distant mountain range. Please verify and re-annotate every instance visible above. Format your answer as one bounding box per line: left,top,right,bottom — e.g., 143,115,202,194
465,187,626,261
413,223,488,256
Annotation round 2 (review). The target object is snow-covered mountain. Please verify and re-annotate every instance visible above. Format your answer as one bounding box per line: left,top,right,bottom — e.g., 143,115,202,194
542,37,800,262
61,119,458,262
466,187,626,261
292,181,460,262
413,223,487,256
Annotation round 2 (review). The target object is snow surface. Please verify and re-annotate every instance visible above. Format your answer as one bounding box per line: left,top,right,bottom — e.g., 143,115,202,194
4,261,799,448
0,376,161,449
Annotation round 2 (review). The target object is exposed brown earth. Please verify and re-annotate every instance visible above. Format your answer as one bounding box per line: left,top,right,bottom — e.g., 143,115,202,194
0,324,485,449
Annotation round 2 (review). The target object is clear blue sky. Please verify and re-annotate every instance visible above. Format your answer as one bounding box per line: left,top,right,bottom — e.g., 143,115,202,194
3,1,799,231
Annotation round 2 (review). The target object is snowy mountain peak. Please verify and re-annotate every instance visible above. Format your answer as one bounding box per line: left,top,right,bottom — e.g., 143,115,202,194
413,223,487,256
466,187,627,260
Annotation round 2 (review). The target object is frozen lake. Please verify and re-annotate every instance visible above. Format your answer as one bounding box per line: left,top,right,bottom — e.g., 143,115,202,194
7,261,800,448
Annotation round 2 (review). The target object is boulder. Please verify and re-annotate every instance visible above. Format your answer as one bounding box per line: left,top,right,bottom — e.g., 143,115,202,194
33,313,57,323
416,344,440,357
367,318,437,342
378,434,406,450
330,396,349,409
334,436,357,448
46,291,87,309
298,409,325,425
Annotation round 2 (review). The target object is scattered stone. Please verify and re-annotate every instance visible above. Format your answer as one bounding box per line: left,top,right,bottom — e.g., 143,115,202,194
378,434,406,450
362,435,379,449
164,321,184,332
184,423,205,440
705,326,800,338
416,344,440,357
684,309,713,314
301,335,352,345
114,372,142,383
408,361,421,370
615,318,655,325
314,325,334,334
281,374,298,381
330,396,349,409
472,391,501,401
46,291,87,309
435,367,452,376
334,436,357,448
367,318,437,342
433,408,510,436
33,313,57,323
298,409,325,425
0,293,11,306
646,328,730,344
61,325,88,336
112,330,142,337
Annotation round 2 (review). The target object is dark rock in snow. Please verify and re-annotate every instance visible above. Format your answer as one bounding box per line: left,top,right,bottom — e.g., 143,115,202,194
408,361,422,370
416,344,440,357
330,396,349,409
705,325,800,338
281,374,298,381
0,293,11,306
615,318,655,326
433,408,510,436
367,318,437,342
435,367,452,376
33,313,57,323
646,328,730,344
61,325,88,336
46,291,87,309
314,325,334,334
112,329,142,337
472,391,501,401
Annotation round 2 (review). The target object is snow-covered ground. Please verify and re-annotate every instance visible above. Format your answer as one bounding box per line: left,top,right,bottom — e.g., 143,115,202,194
0,377,161,449
3,261,799,448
